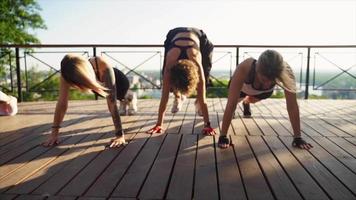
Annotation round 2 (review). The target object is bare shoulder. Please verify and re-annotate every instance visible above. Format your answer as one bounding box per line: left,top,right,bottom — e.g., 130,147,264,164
95,56,112,68
236,57,254,74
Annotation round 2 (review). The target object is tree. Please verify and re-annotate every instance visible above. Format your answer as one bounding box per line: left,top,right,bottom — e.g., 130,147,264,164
0,0,46,44
0,0,46,93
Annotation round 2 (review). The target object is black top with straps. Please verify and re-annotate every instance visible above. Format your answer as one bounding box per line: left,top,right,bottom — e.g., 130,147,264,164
169,37,199,60
245,59,275,91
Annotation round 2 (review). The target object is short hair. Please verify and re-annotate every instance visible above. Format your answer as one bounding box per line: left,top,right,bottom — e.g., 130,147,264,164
258,50,296,93
170,59,199,95
60,54,108,97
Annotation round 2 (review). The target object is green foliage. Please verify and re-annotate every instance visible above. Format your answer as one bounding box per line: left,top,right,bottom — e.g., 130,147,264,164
270,90,284,98
0,0,46,44
0,0,46,84
140,95,153,99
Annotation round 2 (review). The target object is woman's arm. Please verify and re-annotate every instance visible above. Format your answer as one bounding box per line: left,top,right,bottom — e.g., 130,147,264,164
221,59,251,136
284,89,313,149
43,76,69,146
284,90,300,137
103,67,123,136
195,55,209,125
147,53,176,134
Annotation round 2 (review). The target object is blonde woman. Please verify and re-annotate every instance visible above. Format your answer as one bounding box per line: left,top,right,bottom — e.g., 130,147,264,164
219,50,313,149
43,54,130,148
147,27,216,135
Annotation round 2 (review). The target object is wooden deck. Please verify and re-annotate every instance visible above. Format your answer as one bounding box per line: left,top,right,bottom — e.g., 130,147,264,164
0,98,355,200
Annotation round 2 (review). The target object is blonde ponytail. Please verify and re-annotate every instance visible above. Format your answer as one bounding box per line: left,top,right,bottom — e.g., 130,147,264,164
60,54,108,97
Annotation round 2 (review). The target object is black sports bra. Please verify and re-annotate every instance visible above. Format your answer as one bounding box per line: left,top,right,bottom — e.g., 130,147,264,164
246,60,275,91
169,37,199,60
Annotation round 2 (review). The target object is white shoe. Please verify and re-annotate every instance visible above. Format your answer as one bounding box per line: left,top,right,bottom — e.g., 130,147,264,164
195,100,203,116
171,95,186,113
128,92,137,115
119,101,127,115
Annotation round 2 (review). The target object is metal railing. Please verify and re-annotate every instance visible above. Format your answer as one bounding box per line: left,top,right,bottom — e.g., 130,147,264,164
0,44,355,102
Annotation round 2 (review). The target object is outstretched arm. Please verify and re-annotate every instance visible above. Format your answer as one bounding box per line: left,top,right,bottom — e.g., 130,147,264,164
147,57,173,134
194,56,216,135
101,64,126,147
43,76,69,146
285,90,312,149
221,59,251,136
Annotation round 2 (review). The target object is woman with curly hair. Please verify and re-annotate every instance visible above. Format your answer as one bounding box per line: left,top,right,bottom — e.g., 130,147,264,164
219,49,313,150
147,27,216,135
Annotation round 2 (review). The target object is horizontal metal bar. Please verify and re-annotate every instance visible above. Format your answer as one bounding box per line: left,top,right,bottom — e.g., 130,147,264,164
1,44,356,48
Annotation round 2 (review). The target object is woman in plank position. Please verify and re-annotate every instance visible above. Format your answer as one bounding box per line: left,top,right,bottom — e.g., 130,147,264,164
219,49,313,149
43,54,133,148
147,27,216,135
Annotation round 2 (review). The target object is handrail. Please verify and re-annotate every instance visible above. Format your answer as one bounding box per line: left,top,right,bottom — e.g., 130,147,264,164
1,44,356,48
1,44,355,101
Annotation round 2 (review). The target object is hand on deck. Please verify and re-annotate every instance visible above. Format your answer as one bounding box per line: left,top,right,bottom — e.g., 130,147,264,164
108,136,127,148
292,137,313,150
42,133,60,147
147,125,163,134
202,126,216,136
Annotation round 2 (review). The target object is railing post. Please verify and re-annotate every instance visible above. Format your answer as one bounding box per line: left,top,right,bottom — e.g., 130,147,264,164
15,48,22,102
235,47,239,78
305,47,311,99
93,46,98,100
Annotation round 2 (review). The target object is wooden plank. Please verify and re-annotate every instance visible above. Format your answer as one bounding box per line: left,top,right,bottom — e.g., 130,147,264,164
77,197,105,200
31,126,114,196
264,136,329,200
166,134,197,200
179,99,196,135
0,194,17,200
0,113,100,164
57,113,144,197
345,137,356,146
111,133,166,198
328,137,356,158
252,113,278,136
248,136,302,199
84,133,150,197
215,135,246,200
194,135,218,200
257,101,291,137
83,114,153,197
6,123,108,194
46,196,76,200
218,99,237,135
304,135,356,194
165,98,187,134
138,134,181,199
14,194,45,200
0,115,107,180
231,135,274,200
297,101,352,137
310,136,356,173
279,136,356,199
0,130,102,193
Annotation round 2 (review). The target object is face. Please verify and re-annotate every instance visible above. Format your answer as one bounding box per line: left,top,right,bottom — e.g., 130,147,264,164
256,63,275,89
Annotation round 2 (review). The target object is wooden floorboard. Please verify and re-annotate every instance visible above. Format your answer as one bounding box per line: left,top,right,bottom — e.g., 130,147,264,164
0,99,355,200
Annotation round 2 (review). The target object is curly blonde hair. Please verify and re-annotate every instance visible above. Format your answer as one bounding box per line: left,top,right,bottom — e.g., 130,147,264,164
170,59,199,95
60,54,108,97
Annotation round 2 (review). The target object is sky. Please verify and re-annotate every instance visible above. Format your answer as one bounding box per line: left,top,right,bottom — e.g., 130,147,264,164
36,0,356,45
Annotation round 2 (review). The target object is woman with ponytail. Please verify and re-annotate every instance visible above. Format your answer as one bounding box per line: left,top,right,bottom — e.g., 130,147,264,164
219,49,312,150
43,54,129,148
